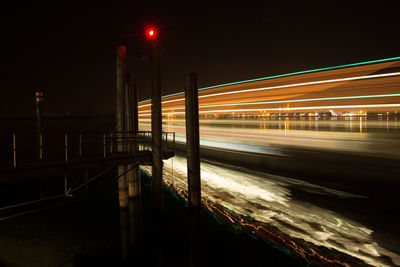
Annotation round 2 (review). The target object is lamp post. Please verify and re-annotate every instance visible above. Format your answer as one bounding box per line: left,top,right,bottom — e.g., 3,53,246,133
147,27,163,214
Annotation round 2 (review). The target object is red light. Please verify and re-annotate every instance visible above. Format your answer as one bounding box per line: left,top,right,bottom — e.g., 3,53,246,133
147,28,156,39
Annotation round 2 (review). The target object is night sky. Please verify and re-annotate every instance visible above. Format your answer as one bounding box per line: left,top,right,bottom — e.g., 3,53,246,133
1,0,399,116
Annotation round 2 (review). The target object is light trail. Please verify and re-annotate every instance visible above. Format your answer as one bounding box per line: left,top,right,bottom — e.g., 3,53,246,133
196,71,400,100
137,56,400,106
138,103,400,116
137,57,400,266
138,71,400,109
138,93,400,113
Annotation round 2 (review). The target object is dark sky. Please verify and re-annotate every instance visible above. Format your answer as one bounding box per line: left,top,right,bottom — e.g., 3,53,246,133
0,0,399,116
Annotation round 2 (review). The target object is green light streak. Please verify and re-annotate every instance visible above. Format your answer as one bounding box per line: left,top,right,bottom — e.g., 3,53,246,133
138,56,400,104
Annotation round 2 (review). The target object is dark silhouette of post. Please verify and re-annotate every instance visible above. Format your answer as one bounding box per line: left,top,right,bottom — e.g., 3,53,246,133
185,73,201,210
35,91,45,197
116,45,128,209
35,91,43,160
132,81,141,197
151,38,163,213
127,79,141,198
132,81,139,136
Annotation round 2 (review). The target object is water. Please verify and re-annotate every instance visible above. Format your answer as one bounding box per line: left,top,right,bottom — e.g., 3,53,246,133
140,117,400,266
2,117,400,266
0,118,304,267
140,117,400,159
143,155,400,266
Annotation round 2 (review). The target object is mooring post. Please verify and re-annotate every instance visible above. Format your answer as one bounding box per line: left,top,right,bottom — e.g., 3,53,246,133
116,45,128,209
127,80,141,198
132,81,141,197
185,73,201,210
151,38,163,213
125,76,134,198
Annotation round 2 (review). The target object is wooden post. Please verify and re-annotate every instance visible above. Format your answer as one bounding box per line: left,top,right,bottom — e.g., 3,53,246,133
185,73,201,210
132,82,141,197
126,76,135,198
127,80,141,198
151,39,163,213
116,45,128,209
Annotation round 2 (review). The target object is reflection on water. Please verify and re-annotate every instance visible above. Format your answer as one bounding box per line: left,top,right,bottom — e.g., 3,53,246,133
142,156,400,266
140,118,400,159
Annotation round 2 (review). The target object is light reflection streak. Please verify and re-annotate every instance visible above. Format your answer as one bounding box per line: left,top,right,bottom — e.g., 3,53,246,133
142,156,400,266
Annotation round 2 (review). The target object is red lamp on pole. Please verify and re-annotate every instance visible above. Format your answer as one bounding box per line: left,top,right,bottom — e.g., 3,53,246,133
146,27,157,39
146,25,163,213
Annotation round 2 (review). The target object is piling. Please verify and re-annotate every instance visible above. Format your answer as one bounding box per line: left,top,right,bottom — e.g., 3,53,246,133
151,39,163,213
185,73,201,210
132,81,141,197
116,45,128,209
127,80,141,198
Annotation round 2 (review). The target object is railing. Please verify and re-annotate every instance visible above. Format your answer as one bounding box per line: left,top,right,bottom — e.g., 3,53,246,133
1,130,175,169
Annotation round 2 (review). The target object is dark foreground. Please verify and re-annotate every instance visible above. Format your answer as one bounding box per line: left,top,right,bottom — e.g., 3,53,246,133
0,170,304,267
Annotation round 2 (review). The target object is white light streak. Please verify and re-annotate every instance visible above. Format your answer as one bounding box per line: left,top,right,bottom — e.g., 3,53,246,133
137,71,400,109
138,103,400,116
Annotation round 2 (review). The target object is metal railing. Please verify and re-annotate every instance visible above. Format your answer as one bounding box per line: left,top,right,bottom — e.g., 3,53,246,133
2,130,175,169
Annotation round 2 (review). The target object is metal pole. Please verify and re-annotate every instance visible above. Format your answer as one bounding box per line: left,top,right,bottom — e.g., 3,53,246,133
64,133,68,163
103,133,106,158
132,81,139,136
64,173,68,195
39,132,43,160
151,39,163,213
35,91,44,160
185,73,201,210
132,82,141,198
12,133,16,169
126,75,135,199
127,80,141,198
125,76,133,153
79,133,82,157
116,45,128,209
109,133,113,154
